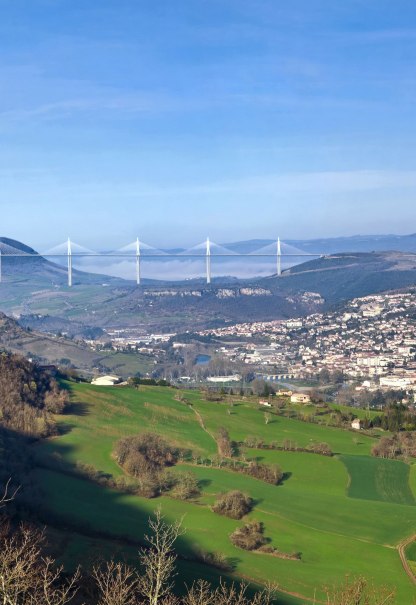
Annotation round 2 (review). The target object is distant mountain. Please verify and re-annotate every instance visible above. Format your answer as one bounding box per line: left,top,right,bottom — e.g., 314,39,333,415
222,233,416,255
262,251,416,304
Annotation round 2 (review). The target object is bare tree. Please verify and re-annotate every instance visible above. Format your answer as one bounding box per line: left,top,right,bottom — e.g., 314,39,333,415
138,509,183,605
325,576,396,605
183,580,215,605
36,557,80,605
213,581,276,605
0,479,19,508
184,580,277,605
0,525,42,605
0,524,79,605
93,561,138,605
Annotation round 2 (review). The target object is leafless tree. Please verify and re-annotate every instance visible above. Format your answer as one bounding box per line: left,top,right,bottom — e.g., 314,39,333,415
325,576,396,605
36,557,80,605
93,561,139,605
138,509,183,605
0,479,19,508
183,579,277,605
183,580,215,605
0,523,79,605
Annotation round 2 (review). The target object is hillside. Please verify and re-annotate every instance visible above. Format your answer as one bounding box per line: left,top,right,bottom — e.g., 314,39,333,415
31,382,416,603
0,313,151,377
267,251,416,303
0,352,70,503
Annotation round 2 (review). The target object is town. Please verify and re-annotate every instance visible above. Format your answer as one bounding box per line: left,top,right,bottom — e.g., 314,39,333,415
96,290,416,399
195,290,416,391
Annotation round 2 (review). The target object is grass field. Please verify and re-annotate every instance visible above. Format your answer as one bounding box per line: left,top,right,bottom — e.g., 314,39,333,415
34,383,416,604
407,542,416,562
187,394,377,456
341,455,416,505
405,541,416,579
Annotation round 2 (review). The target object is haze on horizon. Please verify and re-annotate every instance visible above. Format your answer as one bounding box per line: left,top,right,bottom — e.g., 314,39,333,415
1,0,416,250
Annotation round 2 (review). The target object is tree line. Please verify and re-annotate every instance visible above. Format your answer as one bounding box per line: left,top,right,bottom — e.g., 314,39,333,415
0,352,68,438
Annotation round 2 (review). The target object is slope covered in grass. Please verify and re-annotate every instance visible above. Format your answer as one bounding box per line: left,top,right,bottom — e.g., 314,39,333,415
33,383,416,603
341,455,415,505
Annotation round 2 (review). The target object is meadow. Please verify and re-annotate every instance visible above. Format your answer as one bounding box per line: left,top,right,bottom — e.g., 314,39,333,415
34,383,416,604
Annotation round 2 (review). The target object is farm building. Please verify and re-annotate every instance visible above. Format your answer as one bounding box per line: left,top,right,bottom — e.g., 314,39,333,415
207,374,241,383
290,393,311,404
91,375,121,386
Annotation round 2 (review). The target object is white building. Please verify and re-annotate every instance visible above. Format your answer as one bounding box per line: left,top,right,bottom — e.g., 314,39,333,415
379,375,416,389
91,375,121,386
207,374,241,383
290,393,311,404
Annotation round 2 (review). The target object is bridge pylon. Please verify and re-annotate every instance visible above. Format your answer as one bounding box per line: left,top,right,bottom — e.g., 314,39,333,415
136,237,141,285
67,237,72,287
277,237,282,276
206,237,211,284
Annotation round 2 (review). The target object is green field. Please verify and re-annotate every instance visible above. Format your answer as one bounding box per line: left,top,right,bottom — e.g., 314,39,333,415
34,383,416,604
341,455,416,505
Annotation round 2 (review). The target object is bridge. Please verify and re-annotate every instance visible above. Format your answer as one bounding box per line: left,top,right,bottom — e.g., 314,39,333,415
0,237,323,286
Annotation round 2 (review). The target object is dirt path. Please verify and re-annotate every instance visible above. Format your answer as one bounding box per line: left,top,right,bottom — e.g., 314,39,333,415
397,534,416,585
189,404,217,443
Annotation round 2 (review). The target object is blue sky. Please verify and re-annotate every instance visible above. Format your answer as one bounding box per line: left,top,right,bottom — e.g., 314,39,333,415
1,0,416,249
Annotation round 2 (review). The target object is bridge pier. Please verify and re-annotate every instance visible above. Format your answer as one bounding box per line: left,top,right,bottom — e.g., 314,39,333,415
277,237,282,276
136,237,141,285
206,237,211,284
67,238,72,287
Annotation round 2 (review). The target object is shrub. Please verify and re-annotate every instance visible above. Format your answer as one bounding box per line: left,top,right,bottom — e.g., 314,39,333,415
230,521,267,551
192,550,233,571
169,471,200,500
115,433,178,474
136,474,162,499
245,462,283,485
211,490,253,519
216,427,233,458
115,432,179,497
308,442,333,456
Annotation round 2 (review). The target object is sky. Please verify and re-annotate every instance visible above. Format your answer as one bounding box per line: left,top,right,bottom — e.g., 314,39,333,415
1,0,416,251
